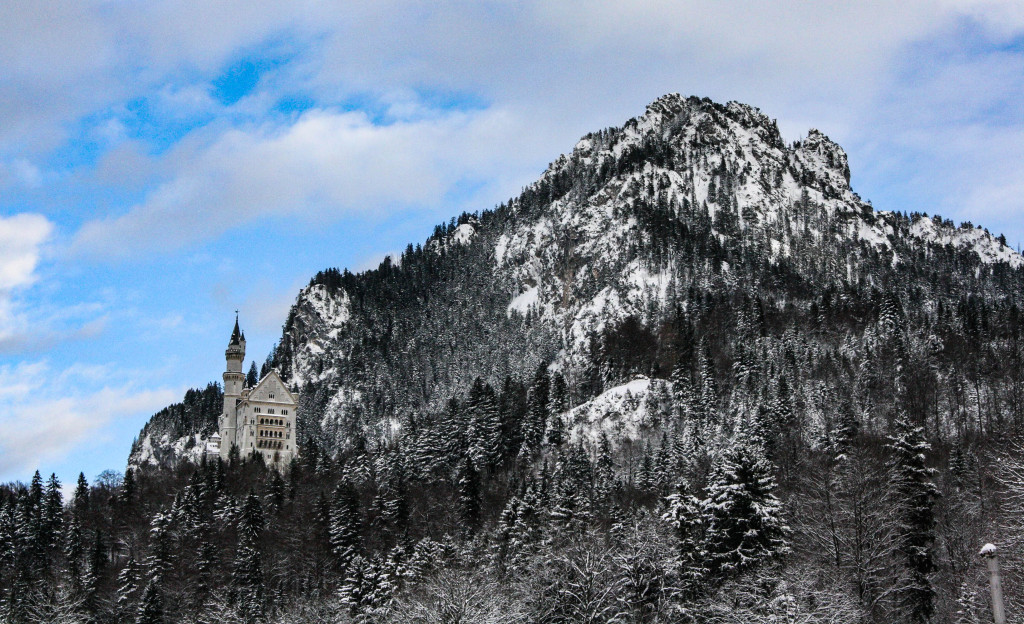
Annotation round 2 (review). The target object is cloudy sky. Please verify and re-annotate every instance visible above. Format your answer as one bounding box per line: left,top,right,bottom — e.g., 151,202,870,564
2,1,1023,486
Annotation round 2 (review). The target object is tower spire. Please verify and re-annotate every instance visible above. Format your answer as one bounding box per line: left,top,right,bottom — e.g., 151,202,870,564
230,313,242,345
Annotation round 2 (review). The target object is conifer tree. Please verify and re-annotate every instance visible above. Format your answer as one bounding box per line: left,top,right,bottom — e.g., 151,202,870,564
116,555,141,618
122,468,137,507
246,361,259,388
522,364,551,453
136,578,164,624
697,339,718,422
64,515,85,587
702,434,788,579
663,481,707,596
594,433,616,504
266,470,285,514
458,456,481,534
146,511,174,584
889,415,939,623
194,540,218,612
73,472,90,516
467,378,502,470
329,479,362,573
42,473,63,550
234,493,265,623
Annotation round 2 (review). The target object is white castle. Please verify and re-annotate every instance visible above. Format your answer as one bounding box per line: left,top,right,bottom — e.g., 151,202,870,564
208,317,299,467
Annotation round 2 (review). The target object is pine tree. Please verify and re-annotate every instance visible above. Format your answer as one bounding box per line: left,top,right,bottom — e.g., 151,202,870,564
136,578,164,624
234,493,265,623
338,554,375,616
522,364,551,454
194,540,218,612
122,468,137,507
889,415,939,623
329,480,362,573
702,435,788,579
42,473,63,550
662,481,707,596
116,555,141,618
467,378,503,470
64,515,85,587
458,456,481,534
266,470,285,514
697,339,718,423
246,361,259,388
594,433,616,504
73,472,90,516
146,511,174,583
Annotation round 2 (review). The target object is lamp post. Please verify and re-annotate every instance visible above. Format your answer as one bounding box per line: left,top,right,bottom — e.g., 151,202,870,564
980,543,1006,624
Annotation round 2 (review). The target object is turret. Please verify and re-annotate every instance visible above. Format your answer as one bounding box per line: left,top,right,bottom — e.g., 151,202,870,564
223,315,246,398
220,315,247,460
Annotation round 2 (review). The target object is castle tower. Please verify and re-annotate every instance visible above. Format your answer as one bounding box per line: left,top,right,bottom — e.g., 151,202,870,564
219,315,246,459
224,315,246,395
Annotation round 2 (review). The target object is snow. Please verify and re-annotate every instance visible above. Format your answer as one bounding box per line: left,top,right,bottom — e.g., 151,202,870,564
909,217,1024,268
495,234,509,265
980,543,998,556
508,285,539,316
857,222,889,247
565,377,673,448
451,223,476,246
303,284,351,325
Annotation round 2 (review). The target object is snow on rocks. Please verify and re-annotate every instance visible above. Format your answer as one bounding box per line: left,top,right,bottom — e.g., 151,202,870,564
565,377,674,449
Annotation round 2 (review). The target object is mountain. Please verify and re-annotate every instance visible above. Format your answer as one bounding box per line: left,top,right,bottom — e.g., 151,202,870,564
130,93,1024,468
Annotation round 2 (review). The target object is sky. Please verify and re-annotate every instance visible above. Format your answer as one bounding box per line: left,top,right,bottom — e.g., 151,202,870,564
2,1,1024,488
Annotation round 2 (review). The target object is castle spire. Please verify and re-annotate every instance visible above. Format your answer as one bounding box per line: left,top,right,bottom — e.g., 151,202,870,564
230,313,242,345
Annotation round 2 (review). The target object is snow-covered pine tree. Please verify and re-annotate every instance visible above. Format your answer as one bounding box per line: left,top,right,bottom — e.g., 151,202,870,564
73,472,90,516
116,555,141,619
662,480,708,597
234,493,265,623
330,479,362,573
702,434,788,579
888,414,939,623
136,578,164,624
458,456,482,535
547,372,569,447
467,378,502,470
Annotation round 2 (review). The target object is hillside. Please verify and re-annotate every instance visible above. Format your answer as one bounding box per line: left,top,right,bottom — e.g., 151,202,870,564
132,93,1024,468
95,94,1024,622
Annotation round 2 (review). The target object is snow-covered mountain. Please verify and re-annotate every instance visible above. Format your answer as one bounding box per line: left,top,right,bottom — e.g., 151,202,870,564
130,94,1023,468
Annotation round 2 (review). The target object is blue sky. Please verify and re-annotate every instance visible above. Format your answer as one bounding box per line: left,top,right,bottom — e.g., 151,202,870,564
2,1,1024,487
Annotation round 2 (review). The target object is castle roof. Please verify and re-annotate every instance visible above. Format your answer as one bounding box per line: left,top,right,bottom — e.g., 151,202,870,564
229,316,243,345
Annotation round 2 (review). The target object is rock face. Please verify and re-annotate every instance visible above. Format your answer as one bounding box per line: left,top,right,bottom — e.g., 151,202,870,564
130,94,1024,467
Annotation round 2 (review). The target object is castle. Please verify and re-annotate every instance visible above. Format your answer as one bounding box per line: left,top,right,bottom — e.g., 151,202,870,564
207,317,299,467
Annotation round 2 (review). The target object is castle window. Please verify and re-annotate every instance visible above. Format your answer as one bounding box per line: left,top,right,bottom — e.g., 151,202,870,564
268,408,275,414
282,409,288,415
269,393,275,399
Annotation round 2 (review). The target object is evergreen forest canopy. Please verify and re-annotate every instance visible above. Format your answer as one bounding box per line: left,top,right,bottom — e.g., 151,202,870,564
6,94,1024,623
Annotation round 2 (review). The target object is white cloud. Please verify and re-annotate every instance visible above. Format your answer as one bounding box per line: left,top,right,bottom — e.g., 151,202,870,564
0,213,53,348
71,105,547,258
0,360,179,480
0,0,1021,255
0,213,51,290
